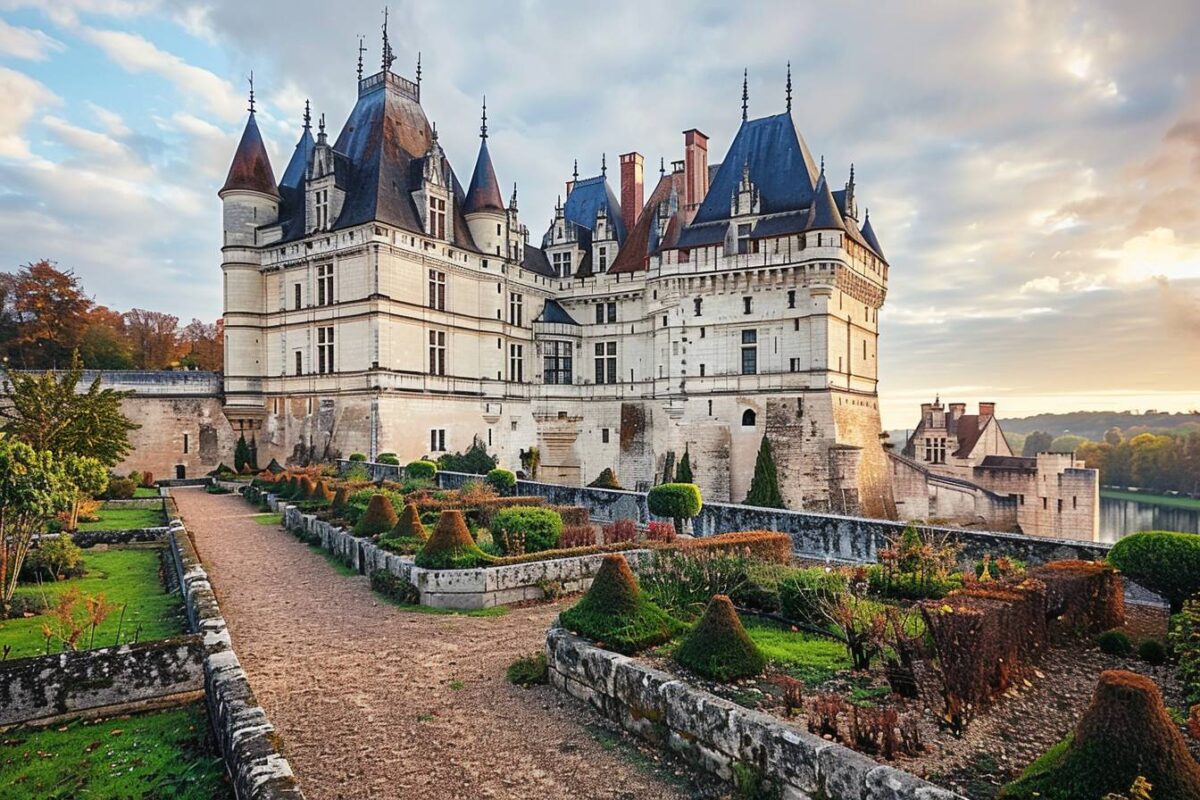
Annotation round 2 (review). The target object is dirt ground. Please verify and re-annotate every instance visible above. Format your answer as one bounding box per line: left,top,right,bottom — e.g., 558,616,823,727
173,488,702,800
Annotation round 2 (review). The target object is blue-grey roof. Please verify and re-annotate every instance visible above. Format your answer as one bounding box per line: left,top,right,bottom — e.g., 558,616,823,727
277,127,315,240
521,243,554,277
808,174,845,230
674,221,727,249
463,139,505,214
691,113,819,225
535,298,579,325
280,127,315,190
747,211,809,239
860,213,884,260
564,176,626,245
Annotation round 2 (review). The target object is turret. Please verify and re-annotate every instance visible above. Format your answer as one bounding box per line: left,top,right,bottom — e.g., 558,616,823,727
219,78,279,247
463,97,507,256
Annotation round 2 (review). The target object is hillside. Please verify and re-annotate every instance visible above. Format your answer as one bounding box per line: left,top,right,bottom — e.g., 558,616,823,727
998,411,1200,441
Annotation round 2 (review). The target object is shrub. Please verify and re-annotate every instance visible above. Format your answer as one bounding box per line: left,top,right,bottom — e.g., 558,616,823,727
312,480,335,505
507,652,548,687
330,486,350,516
745,434,784,508
602,518,637,544
266,458,284,473
675,595,765,681
485,468,517,495
436,438,497,474
676,447,693,484
780,568,848,627
106,477,136,500
348,453,367,462
588,468,621,490
140,471,155,487
21,535,84,581
377,536,425,555
560,525,595,549
559,554,677,654
554,506,590,527
377,452,400,466
1000,670,1200,799
1108,531,1200,613
354,494,399,537
370,569,419,604
678,531,792,564
975,555,1026,581
414,510,488,570
1138,639,1167,666
646,520,676,543
491,507,562,554
647,482,702,533
391,503,427,540
1098,629,1133,656
406,460,437,480
300,476,317,499
1171,597,1200,706
1030,560,1125,632
867,564,962,600
641,549,751,621
128,470,143,486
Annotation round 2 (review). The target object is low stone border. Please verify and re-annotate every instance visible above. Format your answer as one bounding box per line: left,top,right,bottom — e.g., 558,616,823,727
70,527,171,547
0,635,204,727
261,491,649,610
546,624,964,800
167,516,304,798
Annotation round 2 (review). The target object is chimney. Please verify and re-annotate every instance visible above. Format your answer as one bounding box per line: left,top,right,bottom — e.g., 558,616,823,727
619,152,643,232
949,402,966,421
682,128,709,222
979,402,996,418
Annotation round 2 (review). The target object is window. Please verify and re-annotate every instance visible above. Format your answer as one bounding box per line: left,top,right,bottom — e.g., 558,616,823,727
1057,498,1063,513
509,343,524,382
693,298,702,316
594,302,615,324
428,269,446,310
741,329,758,375
428,330,446,376
1019,494,1026,505
508,292,523,326
294,283,302,310
430,429,446,452
737,223,751,255
601,428,610,444
923,437,947,464
743,296,752,314
699,363,706,376
1042,497,1048,510
317,326,335,374
607,302,616,323
787,289,796,309
789,358,800,372
183,433,189,454
598,246,608,272
294,350,303,376
543,340,573,385
551,251,572,277
742,409,756,427
700,327,706,338
863,340,867,359
594,341,617,384
428,196,446,239
1073,496,1078,509
317,264,334,306
315,188,329,229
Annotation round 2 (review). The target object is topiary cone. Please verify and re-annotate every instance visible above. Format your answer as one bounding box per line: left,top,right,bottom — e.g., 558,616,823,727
300,476,317,499
313,480,335,504
675,594,765,681
330,485,349,514
1002,670,1200,800
579,553,641,616
355,493,399,536
391,503,427,540
414,510,486,569
559,553,676,654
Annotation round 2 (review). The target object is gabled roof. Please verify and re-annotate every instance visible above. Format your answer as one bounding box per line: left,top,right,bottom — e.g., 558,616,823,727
463,139,505,214
277,126,315,240
521,243,554,277
609,171,684,274
535,298,580,325
691,112,818,225
860,213,885,260
563,176,626,245
221,112,279,198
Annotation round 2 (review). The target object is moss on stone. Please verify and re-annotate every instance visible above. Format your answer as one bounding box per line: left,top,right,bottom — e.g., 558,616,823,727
559,554,677,654
414,510,487,569
674,594,765,681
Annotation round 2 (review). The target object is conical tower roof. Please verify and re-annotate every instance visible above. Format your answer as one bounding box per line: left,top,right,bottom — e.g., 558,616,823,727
807,171,845,231
860,210,885,260
220,112,279,198
463,138,505,214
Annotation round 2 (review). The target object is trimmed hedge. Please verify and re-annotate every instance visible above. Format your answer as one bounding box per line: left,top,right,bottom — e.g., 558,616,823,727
675,594,765,681
779,568,848,626
647,483,702,528
348,453,367,462
355,494,399,537
678,531,792,564
559,554,677,654
486,468,516,495
406,460,438,480
1030,560,1125,632
415,510,487,569
491,506,562,554
1108,531,1200,612
377,452,400,466
391,503,427,540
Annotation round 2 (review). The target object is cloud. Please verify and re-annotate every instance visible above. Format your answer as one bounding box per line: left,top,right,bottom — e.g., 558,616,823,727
0,18,63,60
0,67,59,158
0,0,160,27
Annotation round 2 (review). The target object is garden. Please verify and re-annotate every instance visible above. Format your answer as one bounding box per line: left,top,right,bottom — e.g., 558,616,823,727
547,525,1200,799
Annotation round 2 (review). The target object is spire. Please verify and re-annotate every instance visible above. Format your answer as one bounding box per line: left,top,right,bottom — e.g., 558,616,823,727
786,61,792,112
247,71,256,113
819,154,825,175
303,99,311,131
416,51,422,92
464,117,505,215
510,181,518,210
860,208,885,259
280,103,317,191
741,68,748,121
381,6,395,72
480,96,488,139
660,156,665,177
317,113,327,145
573,159,579,182
357,35,365,81
601,152,607,177
221,110,279,198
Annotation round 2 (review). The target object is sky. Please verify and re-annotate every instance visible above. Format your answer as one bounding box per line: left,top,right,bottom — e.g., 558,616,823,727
0,0,1197,430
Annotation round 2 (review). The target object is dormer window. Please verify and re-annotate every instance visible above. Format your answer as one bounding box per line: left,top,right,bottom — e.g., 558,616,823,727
315,189,329,229
551,251,572,277
598,246,608,272
429,196,446,239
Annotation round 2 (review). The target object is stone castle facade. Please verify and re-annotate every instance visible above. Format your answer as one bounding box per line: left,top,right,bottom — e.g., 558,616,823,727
211,47,894,517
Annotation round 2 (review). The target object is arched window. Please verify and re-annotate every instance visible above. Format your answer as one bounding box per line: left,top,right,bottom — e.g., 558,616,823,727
741,409,756,427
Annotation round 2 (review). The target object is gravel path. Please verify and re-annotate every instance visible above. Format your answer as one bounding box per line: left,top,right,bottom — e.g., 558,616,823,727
174,488,693,800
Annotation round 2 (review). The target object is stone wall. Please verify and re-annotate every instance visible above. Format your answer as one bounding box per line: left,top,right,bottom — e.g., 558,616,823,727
546,625,963,800
166,519,304,798
0,636,204,726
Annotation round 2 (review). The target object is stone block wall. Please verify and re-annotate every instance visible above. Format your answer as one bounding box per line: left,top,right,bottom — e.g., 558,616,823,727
546,625,964,800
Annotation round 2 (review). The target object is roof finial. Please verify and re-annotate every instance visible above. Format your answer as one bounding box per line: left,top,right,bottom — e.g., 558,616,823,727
511,181,518,208
431,120,438,141
660,156,665,177
247,71,255,113
480,96,488,140
303,99,311,130
786,61,792,112
356,35,365,81
820,154,825,175
416,51,422,93
317,112,326,144
601,152,607,177
573,159,579,182
381,6,395,72
848,162,855,186
741,68,748,121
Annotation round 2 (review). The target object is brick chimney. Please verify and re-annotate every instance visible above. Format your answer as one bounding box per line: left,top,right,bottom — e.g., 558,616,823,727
619,152,643,232
682,128,709,222
979,402,996,418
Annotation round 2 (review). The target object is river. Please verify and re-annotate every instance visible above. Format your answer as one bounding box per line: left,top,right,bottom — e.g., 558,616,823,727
1100,496,1200,543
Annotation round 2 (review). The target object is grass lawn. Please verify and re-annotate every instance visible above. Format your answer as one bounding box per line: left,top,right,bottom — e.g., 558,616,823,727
1,548,185,659
132,487,160,498
0,702,231,800
76,506,166,531
742,617,852,685
251,512,283,526
1101,488,1200,511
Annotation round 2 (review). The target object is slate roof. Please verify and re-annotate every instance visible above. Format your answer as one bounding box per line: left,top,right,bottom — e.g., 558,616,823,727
277,126,315,240
978,455,1037,471
463,139,505,214
563,176,626,245
610,171,684,274
521,243,555,277
221,112,279,198
860,213,885,260
808,173,845,230
535,298,580,325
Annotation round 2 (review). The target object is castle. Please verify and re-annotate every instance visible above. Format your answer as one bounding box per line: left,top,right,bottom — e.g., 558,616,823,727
216,39,894,517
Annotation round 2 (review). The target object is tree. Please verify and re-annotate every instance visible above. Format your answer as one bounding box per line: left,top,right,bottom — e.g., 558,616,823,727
1022,431,1054,457
78,306,134,369
62,453,108,530
122,308,179,369
1,260,93,368
676,446,694,483
234,434,251,473
745,434,784,508
1105,427,1123,446
0,434,73,612
0,351,138,467
179,318,222,371
1050,434,1087,454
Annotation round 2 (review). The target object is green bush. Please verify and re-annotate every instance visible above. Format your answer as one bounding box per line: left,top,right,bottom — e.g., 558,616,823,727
128,470,143,487
106,477,136,500
780,568,847,627
1138,639,1167,666
377,452,400,466
406,460,437,480
647,483,702,532
348,453,367,462
560,554,678,654
1108,531,1200,612
370,569,419,604
486,468,516,495
866,564,963,600
641,549,752,621
588,468,622,490
490,507,562,554
436,439,497,474
506,652,548,687
675,595,765,681
1097,629,1132,656
354,494,399,537
21,535,84,581
744,434,784,508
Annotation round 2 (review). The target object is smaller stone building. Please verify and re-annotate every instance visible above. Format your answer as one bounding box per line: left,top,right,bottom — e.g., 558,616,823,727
890,400,1099,540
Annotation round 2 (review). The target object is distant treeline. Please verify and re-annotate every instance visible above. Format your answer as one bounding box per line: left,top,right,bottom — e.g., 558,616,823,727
998,410,1200,442
1020,428,1200,496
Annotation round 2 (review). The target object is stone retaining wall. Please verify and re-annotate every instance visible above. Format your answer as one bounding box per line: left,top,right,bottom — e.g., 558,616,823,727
69,527,170,547
167,517,304,798
546,624,964,800
0,636,204,727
